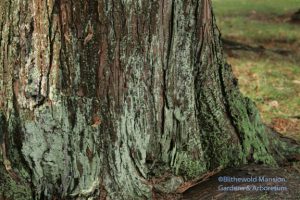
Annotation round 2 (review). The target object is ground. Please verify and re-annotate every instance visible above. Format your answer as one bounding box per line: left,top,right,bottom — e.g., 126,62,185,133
213,0,300,141
183,163,300,200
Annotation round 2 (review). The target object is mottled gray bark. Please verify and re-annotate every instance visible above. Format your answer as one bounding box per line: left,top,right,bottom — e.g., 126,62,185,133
0,0,298,199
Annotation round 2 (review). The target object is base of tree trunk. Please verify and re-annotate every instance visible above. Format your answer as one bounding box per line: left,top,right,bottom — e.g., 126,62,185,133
182,162,300,200
0,1,300,199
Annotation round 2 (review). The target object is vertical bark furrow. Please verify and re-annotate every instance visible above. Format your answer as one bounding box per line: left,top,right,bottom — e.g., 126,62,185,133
0,0,282,199
194,0,242,169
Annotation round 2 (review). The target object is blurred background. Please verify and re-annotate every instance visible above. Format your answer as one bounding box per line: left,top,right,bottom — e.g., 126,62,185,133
213,0,300,141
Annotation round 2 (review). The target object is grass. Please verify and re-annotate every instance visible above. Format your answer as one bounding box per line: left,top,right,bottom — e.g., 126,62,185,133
213,0,300,140
213,0,300,47
213,0,299,17
217,18,300,46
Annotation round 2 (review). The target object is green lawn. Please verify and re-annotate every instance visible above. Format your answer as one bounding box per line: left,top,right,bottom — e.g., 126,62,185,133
213,0,300,140
213,0,300,46
213,0,299,16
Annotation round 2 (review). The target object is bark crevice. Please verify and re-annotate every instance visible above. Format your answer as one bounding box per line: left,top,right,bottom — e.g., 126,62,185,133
0,0,299,199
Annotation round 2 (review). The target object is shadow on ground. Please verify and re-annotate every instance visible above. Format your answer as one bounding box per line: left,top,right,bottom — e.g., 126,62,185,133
182,163,300,200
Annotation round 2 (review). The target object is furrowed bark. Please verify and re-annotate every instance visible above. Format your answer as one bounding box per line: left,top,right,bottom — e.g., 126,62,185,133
0,0,299,199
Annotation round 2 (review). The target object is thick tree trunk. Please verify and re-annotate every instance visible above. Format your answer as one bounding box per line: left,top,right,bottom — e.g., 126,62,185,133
0,0,299,199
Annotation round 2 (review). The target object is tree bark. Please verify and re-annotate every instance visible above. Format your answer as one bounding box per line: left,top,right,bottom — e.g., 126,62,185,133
0,0,299,199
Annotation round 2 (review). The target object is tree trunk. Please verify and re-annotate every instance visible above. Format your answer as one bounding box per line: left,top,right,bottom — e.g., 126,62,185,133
0,0,298,199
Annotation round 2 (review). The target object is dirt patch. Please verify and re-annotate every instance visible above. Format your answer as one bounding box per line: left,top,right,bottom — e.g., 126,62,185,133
247,10,300,26
247,11,292,24
222,38,293,57
270,118,300,141
290,9,300,24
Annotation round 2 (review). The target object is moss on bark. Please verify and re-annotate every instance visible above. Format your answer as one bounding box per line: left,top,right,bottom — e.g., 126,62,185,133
0,0,299,199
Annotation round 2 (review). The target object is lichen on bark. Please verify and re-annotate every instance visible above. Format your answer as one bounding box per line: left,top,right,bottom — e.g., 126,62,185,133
0,0,299,199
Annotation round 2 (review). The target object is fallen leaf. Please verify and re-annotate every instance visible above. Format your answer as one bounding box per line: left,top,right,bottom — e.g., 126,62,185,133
268,100,279,108
292,80,300,84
